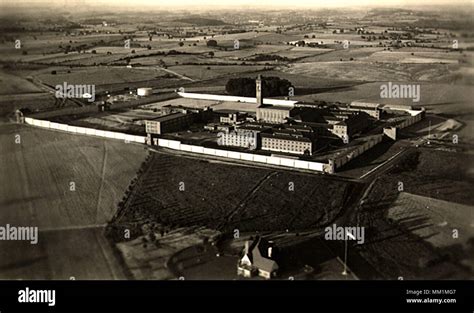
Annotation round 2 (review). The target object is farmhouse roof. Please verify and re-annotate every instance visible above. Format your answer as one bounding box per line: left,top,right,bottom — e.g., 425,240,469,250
242,236,279,273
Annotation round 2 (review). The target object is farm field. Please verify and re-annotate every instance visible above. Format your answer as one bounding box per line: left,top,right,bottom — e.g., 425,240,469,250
0,33,125,62
111,151,353,235
0,93,59,121
368,50,463,63
365,148,474,206
295,81,473,106
297,47,383,62
388,192,474,249
0,70,43,95
0,226,126,279
131,54,207,66
166,64,267,81
0,123,148,228
36,67,169,88
284,61,459,82
0,123,148,279
274,46,333,59
355,148,474,279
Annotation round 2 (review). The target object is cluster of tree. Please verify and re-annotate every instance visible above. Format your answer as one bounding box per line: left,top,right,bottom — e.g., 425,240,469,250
174,18,226,26
206,39,218,47
225,76,293,97
247,54,289,62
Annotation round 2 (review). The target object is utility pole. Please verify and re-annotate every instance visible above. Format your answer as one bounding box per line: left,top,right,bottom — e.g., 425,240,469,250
342,230,355,278
342,238,348,277
428,120,431,145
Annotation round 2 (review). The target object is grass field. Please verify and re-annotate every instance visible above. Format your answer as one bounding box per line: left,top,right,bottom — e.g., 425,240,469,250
111,151,353,236
0,70,43,95
0,123,148,279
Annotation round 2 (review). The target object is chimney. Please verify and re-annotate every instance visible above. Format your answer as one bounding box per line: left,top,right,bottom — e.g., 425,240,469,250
268,240,274,258
256,75,263,106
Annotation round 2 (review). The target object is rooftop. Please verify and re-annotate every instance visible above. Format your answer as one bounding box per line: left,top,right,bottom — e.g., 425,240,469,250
350,101,381,108
241,237,279,273
237,125,272,132
261,132,312,143
150,112,188,122
257,104,295,111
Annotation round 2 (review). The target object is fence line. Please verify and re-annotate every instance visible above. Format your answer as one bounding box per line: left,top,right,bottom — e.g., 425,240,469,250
24,117,388,174
24,117,146,144
152,136,327,172
177,92,298,107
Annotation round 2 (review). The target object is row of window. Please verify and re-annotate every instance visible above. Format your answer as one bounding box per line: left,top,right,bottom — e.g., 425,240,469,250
263,146,306,154
263,140,311,152
222,140,253,145
263,139,309,146
264,144,308,150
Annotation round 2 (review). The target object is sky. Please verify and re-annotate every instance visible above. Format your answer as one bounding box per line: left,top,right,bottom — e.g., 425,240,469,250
5,0,473,8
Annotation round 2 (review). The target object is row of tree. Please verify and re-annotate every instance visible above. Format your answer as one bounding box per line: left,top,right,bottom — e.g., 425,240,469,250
225,76,293,97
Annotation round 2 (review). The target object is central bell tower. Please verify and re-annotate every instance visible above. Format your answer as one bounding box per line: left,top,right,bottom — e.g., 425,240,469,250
256,75,263,106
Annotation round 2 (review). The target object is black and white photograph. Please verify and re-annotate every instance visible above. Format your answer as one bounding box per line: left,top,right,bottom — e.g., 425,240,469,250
0,0,473,311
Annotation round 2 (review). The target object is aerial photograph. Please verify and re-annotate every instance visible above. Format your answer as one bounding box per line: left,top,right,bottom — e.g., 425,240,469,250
0,0,473,287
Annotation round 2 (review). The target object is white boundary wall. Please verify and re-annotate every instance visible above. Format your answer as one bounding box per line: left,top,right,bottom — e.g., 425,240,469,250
177,92,298,107
397,110,424,129
25,117,375,173
24,118,146,144
329,134,384,170
152,137,327,172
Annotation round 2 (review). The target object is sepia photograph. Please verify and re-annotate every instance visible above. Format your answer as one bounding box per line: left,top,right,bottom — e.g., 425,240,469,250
0,0,473,311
